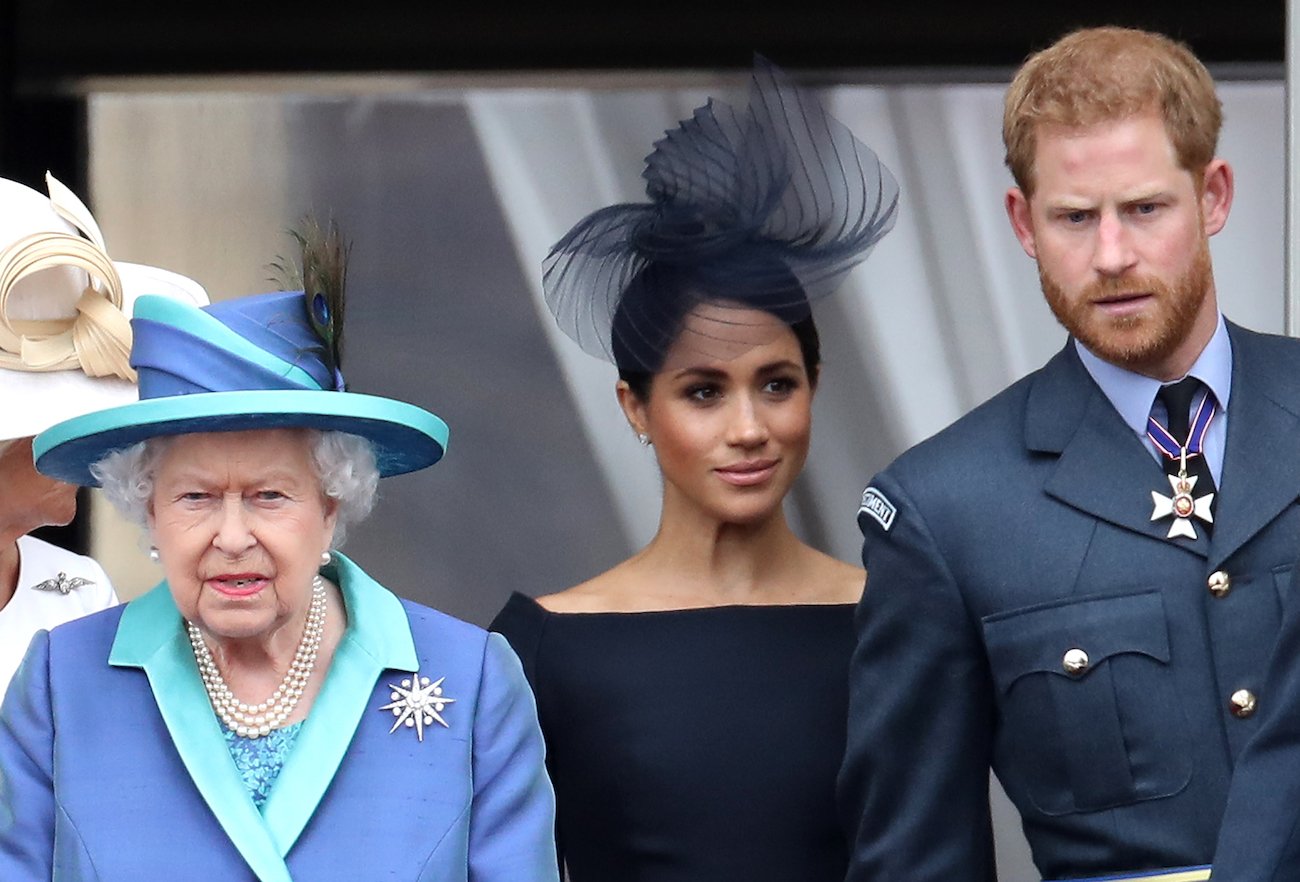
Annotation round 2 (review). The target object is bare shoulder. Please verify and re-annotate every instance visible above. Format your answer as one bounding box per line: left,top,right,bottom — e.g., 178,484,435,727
535,555,712,613
802,549,865,604
535,564,640,613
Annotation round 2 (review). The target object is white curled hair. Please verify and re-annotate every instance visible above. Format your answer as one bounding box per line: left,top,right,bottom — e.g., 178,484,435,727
90,429,380,548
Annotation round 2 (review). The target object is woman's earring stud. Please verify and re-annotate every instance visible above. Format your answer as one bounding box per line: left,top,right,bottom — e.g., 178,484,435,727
637,433,651,447
321,550,332,567
148,546,160,563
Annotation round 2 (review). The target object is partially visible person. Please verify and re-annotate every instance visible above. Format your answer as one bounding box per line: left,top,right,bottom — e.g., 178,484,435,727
492,59,898,881
840,26,1300,882
0,228,558,880
0,173,207,693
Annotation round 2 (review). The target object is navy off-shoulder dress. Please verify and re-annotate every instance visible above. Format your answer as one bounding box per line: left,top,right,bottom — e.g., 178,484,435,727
491,592,855,882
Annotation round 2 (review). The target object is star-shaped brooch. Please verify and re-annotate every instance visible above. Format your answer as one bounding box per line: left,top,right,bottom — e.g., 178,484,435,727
1150,473,1214,540
378,674,456,742
31,572,93,595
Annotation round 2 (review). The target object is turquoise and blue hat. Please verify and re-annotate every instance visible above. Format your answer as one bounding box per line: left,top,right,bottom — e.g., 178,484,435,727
33,290,448,485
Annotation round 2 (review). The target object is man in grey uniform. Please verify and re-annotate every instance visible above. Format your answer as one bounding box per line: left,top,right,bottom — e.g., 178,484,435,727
840,26,1300,882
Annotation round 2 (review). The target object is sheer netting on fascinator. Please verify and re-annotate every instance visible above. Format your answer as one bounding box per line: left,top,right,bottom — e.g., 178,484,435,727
542,57,900,372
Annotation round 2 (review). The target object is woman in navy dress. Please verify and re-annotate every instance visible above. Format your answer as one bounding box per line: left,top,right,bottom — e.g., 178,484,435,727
492,60,899,882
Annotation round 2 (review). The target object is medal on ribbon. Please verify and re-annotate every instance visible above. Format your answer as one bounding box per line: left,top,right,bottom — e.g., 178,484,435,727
1147,390,1216,540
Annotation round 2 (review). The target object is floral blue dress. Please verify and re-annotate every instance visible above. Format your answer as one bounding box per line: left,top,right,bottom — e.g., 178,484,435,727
221,722,305,810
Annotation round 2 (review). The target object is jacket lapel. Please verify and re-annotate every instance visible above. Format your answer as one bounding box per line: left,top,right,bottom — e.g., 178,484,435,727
1209,324,1300,568
260,553,419,856
1030,343,1211,556
109,586,292,882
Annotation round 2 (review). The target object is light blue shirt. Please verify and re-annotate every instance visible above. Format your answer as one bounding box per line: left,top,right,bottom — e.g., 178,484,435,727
1075,313,1231,485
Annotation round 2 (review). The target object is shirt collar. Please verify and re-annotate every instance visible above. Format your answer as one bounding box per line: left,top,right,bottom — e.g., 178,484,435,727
1074,313,1232,436
324,552,418,672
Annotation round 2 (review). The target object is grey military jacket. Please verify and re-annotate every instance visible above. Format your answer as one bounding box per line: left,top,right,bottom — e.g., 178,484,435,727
840,323,1300,881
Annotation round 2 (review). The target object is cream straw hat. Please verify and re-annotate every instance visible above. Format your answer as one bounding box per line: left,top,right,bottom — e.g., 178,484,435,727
0,173,207,442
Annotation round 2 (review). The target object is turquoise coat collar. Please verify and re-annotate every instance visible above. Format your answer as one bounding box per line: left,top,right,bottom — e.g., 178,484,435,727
108,553,417,882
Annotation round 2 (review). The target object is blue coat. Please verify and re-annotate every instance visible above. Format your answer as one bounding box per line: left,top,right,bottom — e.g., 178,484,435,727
840,324,1300,881
1212,548,1300,879
0,553,560,882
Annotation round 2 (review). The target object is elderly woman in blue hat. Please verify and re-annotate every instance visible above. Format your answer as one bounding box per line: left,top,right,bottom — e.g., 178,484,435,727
0,233,559,881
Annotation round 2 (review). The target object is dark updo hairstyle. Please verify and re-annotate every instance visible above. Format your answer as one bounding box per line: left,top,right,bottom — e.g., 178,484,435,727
611,257,821,401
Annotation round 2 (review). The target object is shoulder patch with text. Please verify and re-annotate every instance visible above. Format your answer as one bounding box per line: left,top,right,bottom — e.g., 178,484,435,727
859,486,896,532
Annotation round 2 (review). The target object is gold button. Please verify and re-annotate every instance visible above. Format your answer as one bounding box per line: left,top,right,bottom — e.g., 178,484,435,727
1230,689,1257,718
1062,648,1090,676
1208,571,1232,598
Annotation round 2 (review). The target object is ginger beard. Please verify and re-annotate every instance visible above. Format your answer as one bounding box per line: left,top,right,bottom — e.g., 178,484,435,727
1040,235,1213,375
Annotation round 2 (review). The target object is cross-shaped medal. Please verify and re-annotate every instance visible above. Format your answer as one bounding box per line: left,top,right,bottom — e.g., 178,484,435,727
1147,382,1217,541
1150,448,1214,540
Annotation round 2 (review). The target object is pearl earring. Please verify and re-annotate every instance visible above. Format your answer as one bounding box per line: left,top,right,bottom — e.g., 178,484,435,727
637,433,651,447
320,550,332,567
148,546,160,563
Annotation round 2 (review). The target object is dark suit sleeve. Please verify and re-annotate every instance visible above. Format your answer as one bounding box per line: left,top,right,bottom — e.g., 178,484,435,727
468,632,561,882
839,471,997,882
0,631,56,879
1212,569,1300,882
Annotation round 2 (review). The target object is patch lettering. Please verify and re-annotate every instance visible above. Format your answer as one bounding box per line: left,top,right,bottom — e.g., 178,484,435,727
859,486,896,532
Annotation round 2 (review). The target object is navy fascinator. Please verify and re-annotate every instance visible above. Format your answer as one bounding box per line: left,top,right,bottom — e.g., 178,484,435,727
542,56,900,372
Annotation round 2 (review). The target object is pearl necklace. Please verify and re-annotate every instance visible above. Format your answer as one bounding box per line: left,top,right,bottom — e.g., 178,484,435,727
187,574,327,739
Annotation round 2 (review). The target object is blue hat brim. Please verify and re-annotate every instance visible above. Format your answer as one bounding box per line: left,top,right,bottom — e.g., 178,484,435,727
34,389,448,486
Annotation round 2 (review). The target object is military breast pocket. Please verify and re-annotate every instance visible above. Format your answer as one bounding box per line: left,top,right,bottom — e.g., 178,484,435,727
982,590,1193,816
